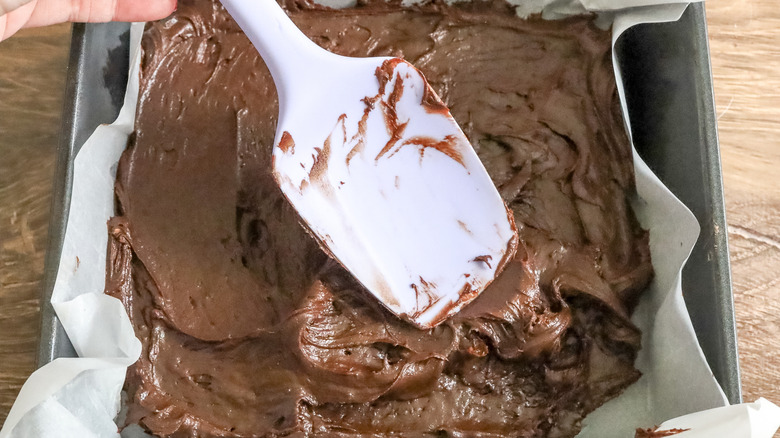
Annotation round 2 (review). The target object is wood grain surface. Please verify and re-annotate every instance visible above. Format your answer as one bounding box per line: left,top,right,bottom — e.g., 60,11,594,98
707,0,780,413
0,0,778,433
0,23,70,425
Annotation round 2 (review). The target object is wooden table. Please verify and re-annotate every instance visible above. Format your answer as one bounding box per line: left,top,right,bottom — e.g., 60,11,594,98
0,0,778,431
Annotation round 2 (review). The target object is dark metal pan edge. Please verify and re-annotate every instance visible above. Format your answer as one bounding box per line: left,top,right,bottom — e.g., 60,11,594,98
616,2,740,403
37,22,132,367
39,3,741,406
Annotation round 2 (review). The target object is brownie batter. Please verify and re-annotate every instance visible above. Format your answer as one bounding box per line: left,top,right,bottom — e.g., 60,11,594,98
106,0,653,436
634,427,690,438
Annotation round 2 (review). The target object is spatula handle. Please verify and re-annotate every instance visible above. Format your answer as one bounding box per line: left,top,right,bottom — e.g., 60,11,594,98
219,0,325,101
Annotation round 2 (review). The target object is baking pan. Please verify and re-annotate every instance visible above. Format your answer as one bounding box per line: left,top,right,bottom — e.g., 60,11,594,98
37,2,741,405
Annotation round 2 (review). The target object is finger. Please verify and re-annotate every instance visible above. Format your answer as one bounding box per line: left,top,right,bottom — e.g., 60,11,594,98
66,0,177,22
22,0,176,28
0,0,36,40
110,0,177,22
0,0,32,15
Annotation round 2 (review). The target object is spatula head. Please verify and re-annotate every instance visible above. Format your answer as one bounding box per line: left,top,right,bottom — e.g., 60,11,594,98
273,58,518,329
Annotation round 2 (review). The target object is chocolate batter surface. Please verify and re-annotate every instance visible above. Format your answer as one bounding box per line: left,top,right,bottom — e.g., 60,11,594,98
106,0,653,436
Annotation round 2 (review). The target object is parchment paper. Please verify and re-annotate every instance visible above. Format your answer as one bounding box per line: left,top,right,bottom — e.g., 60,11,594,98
1,2,778,437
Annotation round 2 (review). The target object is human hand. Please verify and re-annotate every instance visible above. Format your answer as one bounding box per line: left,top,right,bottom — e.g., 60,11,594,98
1,0,177,41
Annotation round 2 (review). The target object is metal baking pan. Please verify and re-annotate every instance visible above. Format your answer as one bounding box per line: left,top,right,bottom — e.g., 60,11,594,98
37,2,741,405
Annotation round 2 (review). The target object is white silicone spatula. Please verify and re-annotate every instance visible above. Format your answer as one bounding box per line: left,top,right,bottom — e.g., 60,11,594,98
220,0,518,328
